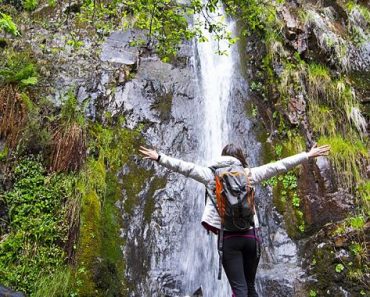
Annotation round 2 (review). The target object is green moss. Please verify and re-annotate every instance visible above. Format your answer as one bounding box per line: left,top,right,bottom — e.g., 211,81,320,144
72,117,146,295
75,190,102,296
256,128,274,164
306,63,331,102
348,71,370,92
23,0,38,11
308,102,337,136
309,221,369,295
151,91,173,121
277,60,305,105
317,135,368,189
268,169,305,238
357,182,370,215
33,267,76,297
346,1,370,23
98,172,126,297
244,100,258,118
281,131,306,157
0,12,19,36
122,163,154,215
305,68,357,128
312,243,337,283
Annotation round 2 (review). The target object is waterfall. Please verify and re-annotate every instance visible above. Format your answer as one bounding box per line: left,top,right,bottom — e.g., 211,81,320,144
175,12,238,297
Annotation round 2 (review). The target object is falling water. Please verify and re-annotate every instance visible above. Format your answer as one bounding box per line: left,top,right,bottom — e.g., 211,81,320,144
176,11,238,297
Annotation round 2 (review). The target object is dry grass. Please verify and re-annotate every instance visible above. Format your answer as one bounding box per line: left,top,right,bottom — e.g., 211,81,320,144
64,190,81,264
0,85,28,148
49,122,86,172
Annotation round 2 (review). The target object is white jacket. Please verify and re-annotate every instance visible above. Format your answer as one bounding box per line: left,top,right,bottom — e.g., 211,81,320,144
158,152,309,232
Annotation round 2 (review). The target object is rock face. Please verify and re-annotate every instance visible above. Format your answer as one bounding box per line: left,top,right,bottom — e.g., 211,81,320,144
102,36,204,296
0,286,25,297
100,31,141,65
298,160,355,233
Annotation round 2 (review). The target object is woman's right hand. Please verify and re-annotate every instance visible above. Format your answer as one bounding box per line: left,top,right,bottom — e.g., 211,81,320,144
139,146,159,161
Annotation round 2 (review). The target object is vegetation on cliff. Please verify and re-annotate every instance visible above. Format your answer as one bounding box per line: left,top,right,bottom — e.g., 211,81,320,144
235,0,369,295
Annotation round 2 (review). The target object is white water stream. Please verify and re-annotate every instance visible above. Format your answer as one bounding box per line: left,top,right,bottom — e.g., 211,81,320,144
178,12,238,297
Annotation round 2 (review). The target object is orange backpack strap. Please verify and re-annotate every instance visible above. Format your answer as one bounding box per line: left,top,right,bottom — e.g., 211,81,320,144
246,172,255,213
215,175,225,224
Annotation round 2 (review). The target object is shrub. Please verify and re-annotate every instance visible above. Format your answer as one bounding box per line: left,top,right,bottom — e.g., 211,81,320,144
0,157,74,294
0,13,19,36
0,50,38,87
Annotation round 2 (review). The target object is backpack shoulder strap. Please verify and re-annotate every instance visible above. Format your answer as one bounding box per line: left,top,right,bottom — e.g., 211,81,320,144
205,187,220,215
204,166,216,205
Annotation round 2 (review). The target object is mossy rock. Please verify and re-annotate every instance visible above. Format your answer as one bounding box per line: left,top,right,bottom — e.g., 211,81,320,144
143,176,167,223
122,161,154,215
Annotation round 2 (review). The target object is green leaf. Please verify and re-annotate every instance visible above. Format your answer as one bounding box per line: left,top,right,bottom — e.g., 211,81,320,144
335,263,345,273
20,76,38,87
0,13,20,36
23,0,39,11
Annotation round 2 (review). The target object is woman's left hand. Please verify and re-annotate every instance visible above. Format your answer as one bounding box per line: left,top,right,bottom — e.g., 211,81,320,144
307,144,331,158
139,146,159,161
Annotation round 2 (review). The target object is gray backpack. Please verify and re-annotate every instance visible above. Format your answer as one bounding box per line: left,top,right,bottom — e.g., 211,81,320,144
209,164,255,231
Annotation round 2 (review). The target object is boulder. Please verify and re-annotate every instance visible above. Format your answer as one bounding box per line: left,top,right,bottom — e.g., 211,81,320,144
302,191,354,231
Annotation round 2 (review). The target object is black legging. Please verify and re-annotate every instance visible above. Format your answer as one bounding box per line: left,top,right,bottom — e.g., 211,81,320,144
222,230,260,297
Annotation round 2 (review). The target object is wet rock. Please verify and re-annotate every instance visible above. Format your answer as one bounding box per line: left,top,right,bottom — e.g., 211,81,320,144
302,190,354,231
303,221,370,297
256,266,306,297
192,287,203,296
314,156,337,193
0,199,8,236
113,35,204,295
347,43,370,72
0,286,25,297
100,30,141,65
298,158,354,232
281,7,308,53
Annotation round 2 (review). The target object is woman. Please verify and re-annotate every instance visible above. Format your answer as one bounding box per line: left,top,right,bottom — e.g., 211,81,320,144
139,143,330,297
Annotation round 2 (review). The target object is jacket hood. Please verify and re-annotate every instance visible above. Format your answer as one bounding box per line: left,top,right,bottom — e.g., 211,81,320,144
208,155,242,168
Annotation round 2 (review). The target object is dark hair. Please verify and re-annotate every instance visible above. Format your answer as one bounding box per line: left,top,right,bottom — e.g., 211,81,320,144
221,144,248,168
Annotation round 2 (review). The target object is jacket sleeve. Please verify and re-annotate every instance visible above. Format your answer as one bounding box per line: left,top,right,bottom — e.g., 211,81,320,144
158,154,214,185
249,152,309,184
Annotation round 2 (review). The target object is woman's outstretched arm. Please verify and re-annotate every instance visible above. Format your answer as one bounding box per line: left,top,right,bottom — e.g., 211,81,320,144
250,144,330,184
139,146,214,185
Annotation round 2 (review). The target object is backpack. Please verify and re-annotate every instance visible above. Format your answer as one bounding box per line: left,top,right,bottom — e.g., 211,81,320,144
208,164,255,231
206,164,257,280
